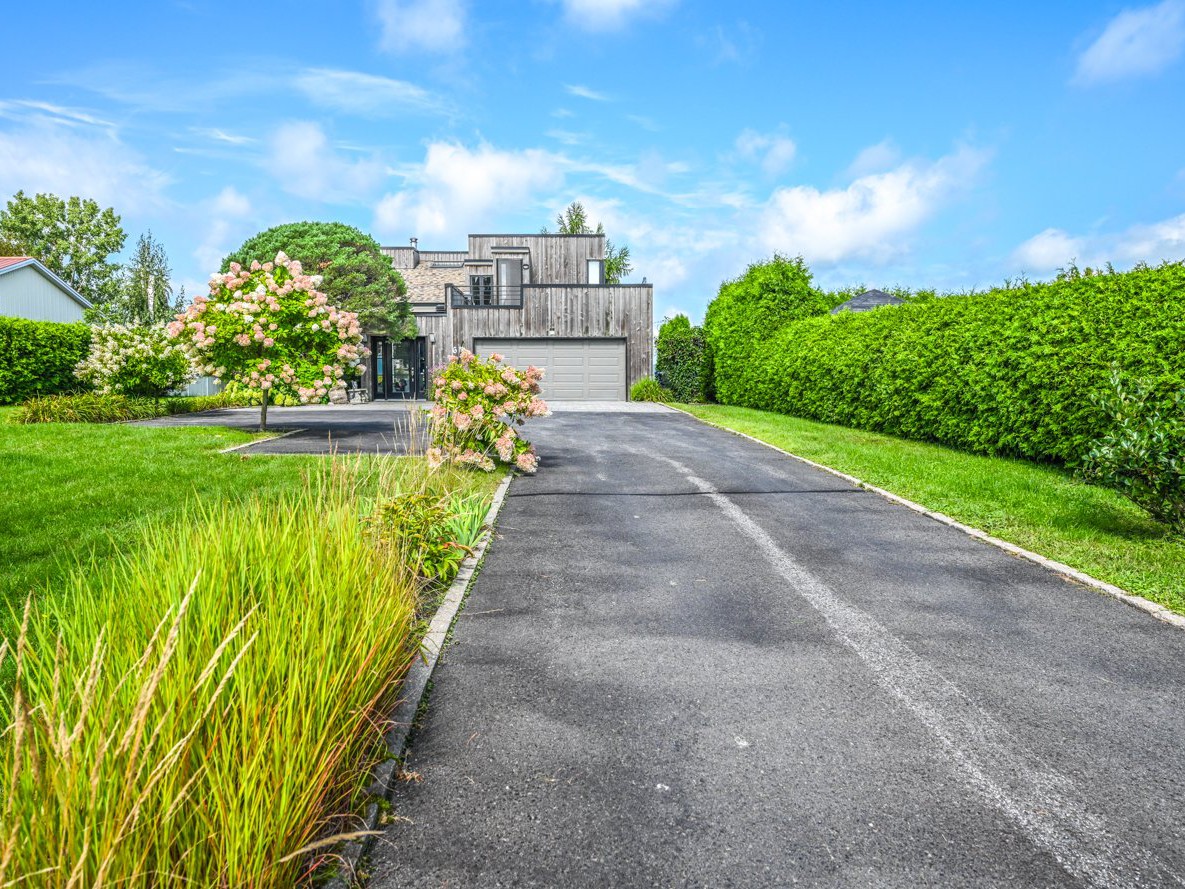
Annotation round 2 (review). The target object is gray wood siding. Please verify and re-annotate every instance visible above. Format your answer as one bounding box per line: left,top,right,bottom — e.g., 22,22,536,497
413,284,652,387
0,266,87,323
467,235,604,284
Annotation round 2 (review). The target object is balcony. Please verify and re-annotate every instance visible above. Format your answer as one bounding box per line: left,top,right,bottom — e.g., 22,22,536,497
447,283,523,308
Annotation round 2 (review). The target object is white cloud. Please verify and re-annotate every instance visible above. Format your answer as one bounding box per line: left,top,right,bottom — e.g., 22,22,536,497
0,119,170,212
758,146,990,264
1074,0,1185,84
565,84,610,101
193,187,253,275
293,68,444,117
1012,214,1185,273
559,0,678,31
190,127,255,145
735,128,797,177
374,142,565,241
374,0,465,53
845,139,902,178
1012,228,1091,271
267,121,386,203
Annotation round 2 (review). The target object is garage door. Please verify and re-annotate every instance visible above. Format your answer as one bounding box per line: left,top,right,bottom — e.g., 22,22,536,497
475,338,626,401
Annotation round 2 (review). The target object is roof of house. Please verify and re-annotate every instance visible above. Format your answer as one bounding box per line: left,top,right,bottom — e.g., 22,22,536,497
0,257,92,308
830,288,904,315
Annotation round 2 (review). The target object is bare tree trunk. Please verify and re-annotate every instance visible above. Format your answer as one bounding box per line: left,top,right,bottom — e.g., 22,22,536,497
147,277,155,320
260,393,268,432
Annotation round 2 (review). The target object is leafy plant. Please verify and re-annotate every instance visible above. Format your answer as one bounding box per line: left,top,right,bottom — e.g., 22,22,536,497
373,491,482,585
0,316,91,404
223,222,413,337
168,252,367,430
1080,370,1185,532
75,324,196,398
0,191,126,304
87,231,181,325
428,349,550,472
629,376,671,403
656,314,711,402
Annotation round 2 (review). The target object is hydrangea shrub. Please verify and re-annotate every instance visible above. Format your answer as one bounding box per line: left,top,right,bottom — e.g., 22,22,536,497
428,350,549,473
167,251,366,429
75,324,195,398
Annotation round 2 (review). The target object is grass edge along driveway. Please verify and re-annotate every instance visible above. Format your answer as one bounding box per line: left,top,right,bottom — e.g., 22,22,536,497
679,403,1185,617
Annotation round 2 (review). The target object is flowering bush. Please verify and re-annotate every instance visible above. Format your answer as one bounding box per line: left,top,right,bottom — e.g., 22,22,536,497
75,324,195,398
167,251,366,429
428,350,550,473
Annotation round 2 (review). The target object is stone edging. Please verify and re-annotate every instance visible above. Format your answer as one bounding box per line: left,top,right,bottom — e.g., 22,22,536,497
676,408,1185,632
325,471,515,887
217,428,305,453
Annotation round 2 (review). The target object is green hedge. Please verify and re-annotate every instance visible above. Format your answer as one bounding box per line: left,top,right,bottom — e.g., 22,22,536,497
705,263,1185,464
0,316,91,404
703,256,840,406
656,315,712,402
12,391,252,424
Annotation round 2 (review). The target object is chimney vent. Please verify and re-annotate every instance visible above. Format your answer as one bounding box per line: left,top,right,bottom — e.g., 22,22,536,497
410,237,419,249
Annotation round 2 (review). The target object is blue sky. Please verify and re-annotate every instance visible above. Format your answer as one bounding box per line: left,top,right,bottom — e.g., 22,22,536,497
3,0,1184,322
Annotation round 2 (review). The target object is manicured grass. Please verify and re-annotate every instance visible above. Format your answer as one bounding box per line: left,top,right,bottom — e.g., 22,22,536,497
0,408,320,614
680,403,1185,616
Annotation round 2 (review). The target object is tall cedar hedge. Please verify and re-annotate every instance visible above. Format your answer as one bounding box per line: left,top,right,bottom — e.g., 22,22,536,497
656,315,712,402
704,262,1185,464
0,316,91,404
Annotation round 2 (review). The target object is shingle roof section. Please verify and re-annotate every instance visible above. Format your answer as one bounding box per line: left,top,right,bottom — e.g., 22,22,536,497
830,289,905,314
0,256,34,271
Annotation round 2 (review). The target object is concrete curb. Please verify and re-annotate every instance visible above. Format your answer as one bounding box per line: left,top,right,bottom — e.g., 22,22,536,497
325,471,515,888
677,409,1185,633
217,428,305,453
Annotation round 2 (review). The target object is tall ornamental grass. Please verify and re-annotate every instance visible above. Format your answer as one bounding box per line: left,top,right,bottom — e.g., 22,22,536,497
0,457,487,887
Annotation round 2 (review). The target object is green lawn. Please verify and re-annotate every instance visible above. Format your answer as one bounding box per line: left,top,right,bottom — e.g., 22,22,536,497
0,408,321,613
679,403,1185,616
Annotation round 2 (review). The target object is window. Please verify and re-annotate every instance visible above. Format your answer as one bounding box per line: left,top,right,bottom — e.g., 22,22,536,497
587,259,604,285
470,275,493,305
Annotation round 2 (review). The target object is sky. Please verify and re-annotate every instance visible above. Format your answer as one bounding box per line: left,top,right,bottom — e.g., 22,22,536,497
2,0,1185,323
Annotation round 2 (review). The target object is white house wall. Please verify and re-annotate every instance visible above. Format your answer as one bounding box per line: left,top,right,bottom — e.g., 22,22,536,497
0,266,86,323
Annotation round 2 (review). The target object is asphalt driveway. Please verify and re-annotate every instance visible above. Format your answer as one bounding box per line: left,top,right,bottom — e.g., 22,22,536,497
367,409,1185,888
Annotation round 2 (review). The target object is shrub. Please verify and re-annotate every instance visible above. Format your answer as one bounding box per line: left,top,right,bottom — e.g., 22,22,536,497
428,350,549,473
13,390,254,424
168,252,367,430
1080,370,1185,532
705,261,1185,464
0,457,494,886
630,376,671,402
0,316,90,404
703,255,839,406
373,491,483,585
74,324,195,398
656,315,711,402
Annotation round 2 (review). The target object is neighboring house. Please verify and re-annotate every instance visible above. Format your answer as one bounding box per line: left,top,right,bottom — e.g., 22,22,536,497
374,234,653,401
0,257,91,323
830,288,905,314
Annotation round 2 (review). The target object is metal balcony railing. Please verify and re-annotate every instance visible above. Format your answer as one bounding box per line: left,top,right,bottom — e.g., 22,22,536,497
447,283,523,308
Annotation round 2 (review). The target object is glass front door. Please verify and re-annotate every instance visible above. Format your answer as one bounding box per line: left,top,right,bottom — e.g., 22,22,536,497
370,337,425,399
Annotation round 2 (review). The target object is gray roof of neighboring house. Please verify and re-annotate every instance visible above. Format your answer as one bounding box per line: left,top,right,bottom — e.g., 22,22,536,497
830,289,904,315
0,257,92,308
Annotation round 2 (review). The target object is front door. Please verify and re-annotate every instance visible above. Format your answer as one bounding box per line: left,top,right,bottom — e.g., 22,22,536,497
370,337,425,399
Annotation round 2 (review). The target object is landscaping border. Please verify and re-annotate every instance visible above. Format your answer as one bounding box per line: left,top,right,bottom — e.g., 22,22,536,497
678,408,1185,632
325,472,514,888
217,428,305,453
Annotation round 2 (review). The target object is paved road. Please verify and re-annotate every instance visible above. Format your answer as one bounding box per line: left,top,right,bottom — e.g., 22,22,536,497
368,409,1185,888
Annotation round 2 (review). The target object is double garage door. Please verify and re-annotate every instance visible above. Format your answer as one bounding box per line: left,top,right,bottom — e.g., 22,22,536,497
475,338,626,401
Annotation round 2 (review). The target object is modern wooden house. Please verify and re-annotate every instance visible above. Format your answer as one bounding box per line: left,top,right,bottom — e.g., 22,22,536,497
374,234,653,401
0,257,91,322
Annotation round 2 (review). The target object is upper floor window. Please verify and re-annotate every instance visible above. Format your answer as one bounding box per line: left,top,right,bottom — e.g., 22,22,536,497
587,259,605,285
470,275,493,305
